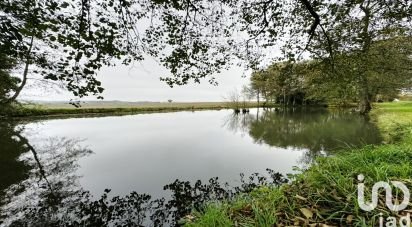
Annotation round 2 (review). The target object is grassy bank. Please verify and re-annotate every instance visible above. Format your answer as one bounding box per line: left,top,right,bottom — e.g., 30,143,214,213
185,102,412,226
0,102,267,118
1,100,335,118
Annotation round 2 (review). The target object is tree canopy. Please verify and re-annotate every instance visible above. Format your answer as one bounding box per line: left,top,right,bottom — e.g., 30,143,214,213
0,0,146,103
247,36,412,107
1,0,411,112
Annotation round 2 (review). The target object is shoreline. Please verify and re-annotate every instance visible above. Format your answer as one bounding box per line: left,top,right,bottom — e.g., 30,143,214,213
0,102,332,119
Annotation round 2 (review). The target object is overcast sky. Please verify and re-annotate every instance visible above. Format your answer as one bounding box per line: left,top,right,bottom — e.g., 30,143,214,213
17,13,283,103
21,57,252,102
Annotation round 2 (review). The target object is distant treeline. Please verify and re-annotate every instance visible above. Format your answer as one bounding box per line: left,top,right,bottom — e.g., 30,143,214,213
245,37,412,107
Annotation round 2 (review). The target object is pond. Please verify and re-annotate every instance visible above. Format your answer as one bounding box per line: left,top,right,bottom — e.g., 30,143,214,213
0,108,382,226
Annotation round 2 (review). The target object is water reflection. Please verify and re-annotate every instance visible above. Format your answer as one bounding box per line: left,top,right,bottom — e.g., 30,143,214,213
0,123,30,205
0,122,93,226
0,109,382,226
0,122,287,226
224,108,382,155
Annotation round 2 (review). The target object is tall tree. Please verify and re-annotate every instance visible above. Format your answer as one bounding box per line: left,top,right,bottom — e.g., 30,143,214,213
305,0,412,113
248,35,412,107
303,36,412,106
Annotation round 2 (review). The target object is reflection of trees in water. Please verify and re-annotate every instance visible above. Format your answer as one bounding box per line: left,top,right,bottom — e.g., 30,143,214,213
0,123,31,205
224,108,382,159
222,111,256,137
0,122,287,226
1,123,92,226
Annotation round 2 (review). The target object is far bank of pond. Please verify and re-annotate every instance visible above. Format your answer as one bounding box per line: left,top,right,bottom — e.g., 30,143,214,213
0,102,260,118
0,103,405,226
0,101,337,118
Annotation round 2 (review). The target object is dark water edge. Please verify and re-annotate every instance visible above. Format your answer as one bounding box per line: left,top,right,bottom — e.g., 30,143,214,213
1,169,287,227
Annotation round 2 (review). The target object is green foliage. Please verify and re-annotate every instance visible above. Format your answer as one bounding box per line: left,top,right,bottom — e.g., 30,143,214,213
249,36,412,107
0,0,146,101
250,61,324,105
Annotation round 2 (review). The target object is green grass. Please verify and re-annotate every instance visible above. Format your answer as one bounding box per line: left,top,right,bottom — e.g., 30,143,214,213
185,101,412,226
374,101,412,112
372,102,412,142
185,203,233,227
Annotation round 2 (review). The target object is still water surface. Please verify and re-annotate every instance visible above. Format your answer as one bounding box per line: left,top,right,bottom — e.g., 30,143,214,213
0,108,382,226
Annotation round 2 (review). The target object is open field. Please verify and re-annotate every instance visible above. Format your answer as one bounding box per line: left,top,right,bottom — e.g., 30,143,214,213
1,101,266,118
25,101,238,109
185,102,412,226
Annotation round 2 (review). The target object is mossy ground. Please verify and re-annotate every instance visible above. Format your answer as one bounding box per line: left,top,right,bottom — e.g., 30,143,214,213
185,102,412,226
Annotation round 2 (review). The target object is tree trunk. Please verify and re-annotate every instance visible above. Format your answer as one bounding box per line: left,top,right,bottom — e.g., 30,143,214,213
4,36,34,104
358,74,371,114
359,96,371,114
358,0,372,115
14,132,56,196
256,106,259,120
